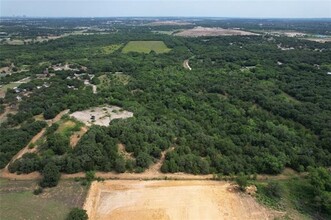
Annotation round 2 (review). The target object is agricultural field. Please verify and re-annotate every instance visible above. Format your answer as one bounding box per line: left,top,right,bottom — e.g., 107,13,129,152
0,179,88,220
122,41,171,53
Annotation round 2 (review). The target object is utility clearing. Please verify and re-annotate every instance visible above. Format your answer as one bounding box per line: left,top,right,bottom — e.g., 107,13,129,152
84,180,278,220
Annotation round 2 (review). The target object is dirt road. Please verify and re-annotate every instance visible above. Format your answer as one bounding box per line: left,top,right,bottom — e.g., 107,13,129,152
70,126,88,147
84,180,280,220
183,59,192,70
0,106,11,123
1,109,70,177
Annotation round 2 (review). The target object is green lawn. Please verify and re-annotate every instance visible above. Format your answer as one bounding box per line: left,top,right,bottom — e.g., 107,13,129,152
0,179,88,220
0,82,22,98
0,77,31,98
122,41,171,54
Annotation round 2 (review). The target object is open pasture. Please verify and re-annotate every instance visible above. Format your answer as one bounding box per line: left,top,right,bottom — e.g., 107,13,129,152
0,179,88,220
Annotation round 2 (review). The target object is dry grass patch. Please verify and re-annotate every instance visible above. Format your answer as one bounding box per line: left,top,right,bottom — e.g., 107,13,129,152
118,143,134,160
70,126,88,148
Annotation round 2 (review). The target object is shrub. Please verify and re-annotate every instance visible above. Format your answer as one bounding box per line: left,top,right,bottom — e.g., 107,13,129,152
266,182,282,198
33,187,43,195
66,208,88,220
236,173,248,191
85,170,95,182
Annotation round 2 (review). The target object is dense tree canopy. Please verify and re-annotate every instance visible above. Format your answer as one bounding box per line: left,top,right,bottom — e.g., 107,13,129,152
1,18,330,179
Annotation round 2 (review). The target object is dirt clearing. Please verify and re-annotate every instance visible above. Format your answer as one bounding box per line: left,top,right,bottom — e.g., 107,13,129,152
70,126,88,147
175,27,259,37
84,180,278,220
70,106,133,127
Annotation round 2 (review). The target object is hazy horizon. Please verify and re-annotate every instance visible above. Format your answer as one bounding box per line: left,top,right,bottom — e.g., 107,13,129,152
1,0,330,19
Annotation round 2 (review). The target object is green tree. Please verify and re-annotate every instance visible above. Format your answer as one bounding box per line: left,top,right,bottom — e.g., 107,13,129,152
136,152,152,168
266,182,282,198
308,167,331,193
236,173,248,191
115,157,126,173
40,161,61,187
85,170,95,182
66,208,88,220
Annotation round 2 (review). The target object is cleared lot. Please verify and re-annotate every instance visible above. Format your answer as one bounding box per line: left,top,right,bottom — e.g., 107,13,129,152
84,180,278,220
175,27,259,37
70,106,133,127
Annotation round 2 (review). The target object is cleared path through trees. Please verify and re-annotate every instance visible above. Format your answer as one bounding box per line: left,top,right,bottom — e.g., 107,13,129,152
183,59,192,70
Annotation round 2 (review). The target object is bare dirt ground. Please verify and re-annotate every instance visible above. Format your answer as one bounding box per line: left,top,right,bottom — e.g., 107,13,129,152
303,38,331,43
0,66,10,73
183,59,192,70
70,126,88,148
175,27,259,37
70,106,133,127
0,106,15,124
84,180,280,220
144,147,174,175
147,21,192,26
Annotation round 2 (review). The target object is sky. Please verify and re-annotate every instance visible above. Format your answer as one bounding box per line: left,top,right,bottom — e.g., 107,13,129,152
0,0,330,18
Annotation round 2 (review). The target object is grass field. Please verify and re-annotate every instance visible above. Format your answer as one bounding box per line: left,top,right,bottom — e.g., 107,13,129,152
0,83,22,98
0,77,31,98
122,41,171,54
55,118,84,137
0,179,88,220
